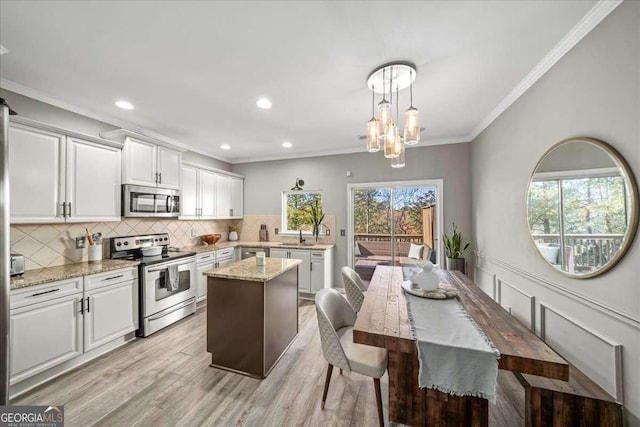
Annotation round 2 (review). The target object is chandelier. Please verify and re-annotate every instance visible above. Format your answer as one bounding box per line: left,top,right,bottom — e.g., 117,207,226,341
366,61,420,168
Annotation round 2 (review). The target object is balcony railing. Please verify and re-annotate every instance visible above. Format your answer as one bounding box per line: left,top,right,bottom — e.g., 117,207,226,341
354,233,423,244
532,233,624,271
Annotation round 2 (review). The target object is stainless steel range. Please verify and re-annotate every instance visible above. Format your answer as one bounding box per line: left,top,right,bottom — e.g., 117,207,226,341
110,233,196,337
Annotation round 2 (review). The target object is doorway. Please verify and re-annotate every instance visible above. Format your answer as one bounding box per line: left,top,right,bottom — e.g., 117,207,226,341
347,180,443,281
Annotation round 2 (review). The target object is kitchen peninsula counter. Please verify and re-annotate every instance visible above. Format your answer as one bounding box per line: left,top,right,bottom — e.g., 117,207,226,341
203,257,301,378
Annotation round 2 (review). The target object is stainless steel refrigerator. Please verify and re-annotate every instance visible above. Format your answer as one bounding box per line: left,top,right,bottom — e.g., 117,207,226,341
0,97,17,405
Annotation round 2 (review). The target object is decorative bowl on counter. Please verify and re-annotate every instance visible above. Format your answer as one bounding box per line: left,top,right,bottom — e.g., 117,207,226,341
202,234,222,245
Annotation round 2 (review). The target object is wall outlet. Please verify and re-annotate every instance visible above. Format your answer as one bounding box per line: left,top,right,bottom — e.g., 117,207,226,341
75,236,86,249
274,228,279,235
190,228,197,238
340,229,345,237
325,229,330,236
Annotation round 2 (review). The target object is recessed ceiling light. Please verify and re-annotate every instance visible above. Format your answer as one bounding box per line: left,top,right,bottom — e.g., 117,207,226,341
115,100,134,110
256,97,272,109
282,142,292,148
220,144,231,150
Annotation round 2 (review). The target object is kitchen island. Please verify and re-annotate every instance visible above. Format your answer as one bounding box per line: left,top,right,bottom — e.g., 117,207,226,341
203,257,301,378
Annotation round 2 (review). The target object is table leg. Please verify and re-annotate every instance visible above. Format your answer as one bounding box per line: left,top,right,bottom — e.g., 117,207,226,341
388,350,488,426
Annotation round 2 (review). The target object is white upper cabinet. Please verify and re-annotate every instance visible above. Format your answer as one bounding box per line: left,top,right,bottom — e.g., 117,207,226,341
122,137,181,190
215,174,231,219
199,169,217,219
230,176,243,219
157,146,181,189
180,164,241,220
181,165,199,219
9,119,123,224
214,174,243,219
66,137,121,222
9,123,66,223
123,137,156,187
180,165,218,220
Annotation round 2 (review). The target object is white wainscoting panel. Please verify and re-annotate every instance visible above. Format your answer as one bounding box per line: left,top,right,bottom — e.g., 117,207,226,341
474,265,496,300
498,279,535,332
541,304,623,402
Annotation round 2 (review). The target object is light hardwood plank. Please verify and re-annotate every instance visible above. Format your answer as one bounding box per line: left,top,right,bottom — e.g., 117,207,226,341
13,300,523,426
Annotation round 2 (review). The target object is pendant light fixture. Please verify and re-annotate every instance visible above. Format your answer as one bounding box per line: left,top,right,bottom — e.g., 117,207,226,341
366,86,380,152
391,86,405,168
383,70,398,159
403,69,420,145
377,68,392,142
366,61,419,167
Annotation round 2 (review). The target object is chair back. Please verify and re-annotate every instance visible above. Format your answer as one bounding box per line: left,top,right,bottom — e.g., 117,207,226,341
315,289,356,371
342,266,366,312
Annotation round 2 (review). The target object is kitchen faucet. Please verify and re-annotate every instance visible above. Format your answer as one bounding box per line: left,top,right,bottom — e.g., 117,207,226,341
299,230,305,244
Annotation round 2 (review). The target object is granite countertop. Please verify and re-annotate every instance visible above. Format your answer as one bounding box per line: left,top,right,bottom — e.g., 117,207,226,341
203,257,301,282
182,240,335,254
10,259,140,291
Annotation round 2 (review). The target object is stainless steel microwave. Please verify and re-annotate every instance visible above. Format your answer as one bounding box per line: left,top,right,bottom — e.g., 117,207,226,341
123,184,180,218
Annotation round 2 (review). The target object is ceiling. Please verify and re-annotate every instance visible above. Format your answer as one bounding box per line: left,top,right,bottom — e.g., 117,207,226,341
0,1,608,163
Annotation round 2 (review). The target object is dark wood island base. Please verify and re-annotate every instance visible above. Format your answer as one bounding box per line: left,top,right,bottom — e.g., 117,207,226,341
205,259,300,379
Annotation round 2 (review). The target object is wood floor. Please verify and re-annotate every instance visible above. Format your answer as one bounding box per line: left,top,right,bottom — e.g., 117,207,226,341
14,301,524,426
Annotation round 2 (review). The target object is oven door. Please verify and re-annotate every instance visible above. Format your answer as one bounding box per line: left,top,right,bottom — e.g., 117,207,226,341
142,257,196,317
123,184,180,218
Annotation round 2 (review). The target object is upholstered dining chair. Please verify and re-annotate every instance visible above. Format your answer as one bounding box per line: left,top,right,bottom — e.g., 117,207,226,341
341,266,367,313
315,288,387,426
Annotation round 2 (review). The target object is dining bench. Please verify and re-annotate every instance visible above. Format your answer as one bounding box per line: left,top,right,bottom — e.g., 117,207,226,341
515,365,623,427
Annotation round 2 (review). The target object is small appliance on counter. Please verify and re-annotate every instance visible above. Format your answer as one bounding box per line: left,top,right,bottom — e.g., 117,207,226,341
259,224,268,241
9,254,25,276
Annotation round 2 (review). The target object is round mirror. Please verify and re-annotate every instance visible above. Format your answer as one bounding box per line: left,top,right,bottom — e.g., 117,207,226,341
527,137,639,278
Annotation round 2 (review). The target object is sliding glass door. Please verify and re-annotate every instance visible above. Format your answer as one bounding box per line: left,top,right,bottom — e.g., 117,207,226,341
348,180,442,281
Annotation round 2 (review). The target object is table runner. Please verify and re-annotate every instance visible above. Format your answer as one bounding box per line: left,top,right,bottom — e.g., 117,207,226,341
404,283,500,403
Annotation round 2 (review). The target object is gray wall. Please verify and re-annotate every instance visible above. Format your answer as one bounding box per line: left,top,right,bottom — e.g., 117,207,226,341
471,2,640,423
232,142,472,285
0,89,232,171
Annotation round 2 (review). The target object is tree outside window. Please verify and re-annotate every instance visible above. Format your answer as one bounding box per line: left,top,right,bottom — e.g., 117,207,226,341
282,191,323,233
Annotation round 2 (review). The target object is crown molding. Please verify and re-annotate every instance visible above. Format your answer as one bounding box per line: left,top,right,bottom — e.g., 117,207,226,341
229,135,471,164
468,0,623,141
0,0,620,164
0,78,232,163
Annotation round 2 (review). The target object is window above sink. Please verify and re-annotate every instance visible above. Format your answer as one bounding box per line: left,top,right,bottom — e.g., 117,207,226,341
281,190,325,236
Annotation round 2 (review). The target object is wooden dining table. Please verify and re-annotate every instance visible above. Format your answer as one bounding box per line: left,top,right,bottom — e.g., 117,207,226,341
353,266,569,426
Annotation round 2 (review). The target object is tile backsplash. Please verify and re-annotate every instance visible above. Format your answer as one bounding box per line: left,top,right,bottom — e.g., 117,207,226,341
10,213,336,271
239,214,336,245
10,218,240,271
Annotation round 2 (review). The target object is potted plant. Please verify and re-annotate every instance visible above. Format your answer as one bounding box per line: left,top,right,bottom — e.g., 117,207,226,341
310,200,325,241
443,222,470,273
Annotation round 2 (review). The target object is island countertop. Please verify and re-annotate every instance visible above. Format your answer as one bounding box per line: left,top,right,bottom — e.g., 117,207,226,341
203,257,301,282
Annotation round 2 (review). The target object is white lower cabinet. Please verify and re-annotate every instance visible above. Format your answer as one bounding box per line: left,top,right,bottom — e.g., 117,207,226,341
310,252,326,293
9,267,138,386
270,248,317,294
196,252,216,303
10,292,84,385
84,281,137,351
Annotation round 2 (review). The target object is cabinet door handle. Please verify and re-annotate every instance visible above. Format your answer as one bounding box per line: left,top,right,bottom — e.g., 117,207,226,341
102,274,124,282
154,172,158,184
58,202,66,218
230,209,233,216
310,262,313,271
30,288,60,297
86,297,90,313
79,297,84,314
158,173,162,184
66,202,72,218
